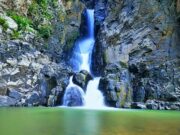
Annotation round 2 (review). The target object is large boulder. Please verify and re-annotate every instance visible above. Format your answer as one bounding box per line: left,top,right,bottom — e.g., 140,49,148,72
63,86,84,107
72,70,93,91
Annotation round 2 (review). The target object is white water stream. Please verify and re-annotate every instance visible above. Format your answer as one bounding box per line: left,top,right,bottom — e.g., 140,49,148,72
63,9,105,108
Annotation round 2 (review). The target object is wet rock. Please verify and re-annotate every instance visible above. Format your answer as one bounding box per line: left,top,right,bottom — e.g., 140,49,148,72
63,86,84,107
131,102,147,109
146,100,159,110
0,96,16,107
72,70,93,91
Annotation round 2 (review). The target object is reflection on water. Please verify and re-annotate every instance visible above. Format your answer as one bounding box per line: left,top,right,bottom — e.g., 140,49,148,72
64,110,100,135
0,108,180,135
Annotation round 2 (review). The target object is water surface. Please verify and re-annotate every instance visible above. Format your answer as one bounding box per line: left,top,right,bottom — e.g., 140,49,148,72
0,108,180,135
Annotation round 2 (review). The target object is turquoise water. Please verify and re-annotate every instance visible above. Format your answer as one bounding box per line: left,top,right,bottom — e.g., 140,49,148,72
0,108,180,135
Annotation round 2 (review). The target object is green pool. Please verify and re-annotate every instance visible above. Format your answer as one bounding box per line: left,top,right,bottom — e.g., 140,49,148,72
0,108,180,135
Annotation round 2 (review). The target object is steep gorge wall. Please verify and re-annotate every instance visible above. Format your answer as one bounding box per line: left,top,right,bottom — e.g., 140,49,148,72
91,0,180,109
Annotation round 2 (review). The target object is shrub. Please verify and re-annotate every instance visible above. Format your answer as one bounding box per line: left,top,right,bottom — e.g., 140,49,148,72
38,25,52,39
10,30,20,39
37,0,48,9
0,17,9,31
7,11,32,31
28,0,53,39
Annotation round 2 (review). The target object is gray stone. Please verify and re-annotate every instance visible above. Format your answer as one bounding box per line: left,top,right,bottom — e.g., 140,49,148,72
146,100,158,110
0,96,16,106
26,91,40,106
7,89,21,100
63,86,84,107
0,15,18,30
131,102,147,109
72,70,93,91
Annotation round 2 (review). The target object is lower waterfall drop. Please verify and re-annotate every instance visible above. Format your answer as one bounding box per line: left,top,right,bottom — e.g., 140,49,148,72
84,77,104,108
63,9,105,108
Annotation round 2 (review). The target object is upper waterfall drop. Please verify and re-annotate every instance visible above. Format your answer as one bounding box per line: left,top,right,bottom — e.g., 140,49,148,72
63,9,105,108
87,9,94,38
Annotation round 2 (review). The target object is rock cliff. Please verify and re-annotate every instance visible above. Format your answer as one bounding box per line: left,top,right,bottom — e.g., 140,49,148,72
0,0,85,106
90,0,180,110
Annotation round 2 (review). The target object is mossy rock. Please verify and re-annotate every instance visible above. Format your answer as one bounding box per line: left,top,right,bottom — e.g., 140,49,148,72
38,25,52,39
64,30,79,51
117,83,132,108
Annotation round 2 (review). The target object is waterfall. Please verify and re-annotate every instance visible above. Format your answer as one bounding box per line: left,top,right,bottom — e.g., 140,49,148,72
63,9,105,108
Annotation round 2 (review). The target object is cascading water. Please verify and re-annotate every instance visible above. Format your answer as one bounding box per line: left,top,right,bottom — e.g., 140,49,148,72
63,9,105,108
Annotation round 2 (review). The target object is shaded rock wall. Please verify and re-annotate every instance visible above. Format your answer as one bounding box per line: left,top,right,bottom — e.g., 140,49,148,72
92,0,180,110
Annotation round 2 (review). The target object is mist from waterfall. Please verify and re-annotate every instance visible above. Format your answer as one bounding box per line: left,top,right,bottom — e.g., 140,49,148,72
63,9,105,108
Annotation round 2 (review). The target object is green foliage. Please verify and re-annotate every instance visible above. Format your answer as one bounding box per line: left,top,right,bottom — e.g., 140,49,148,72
7,11,32,31
52,0,59,8
10,30,20,39
0,17,9,31
29,1,53,22
37,0,48,9
38,25,52,39
28,0,54,39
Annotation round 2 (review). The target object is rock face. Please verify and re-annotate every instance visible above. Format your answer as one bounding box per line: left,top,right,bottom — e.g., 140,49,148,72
0,96,16,107
0,0,85,107
92,0,180,110
99,64,132,108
